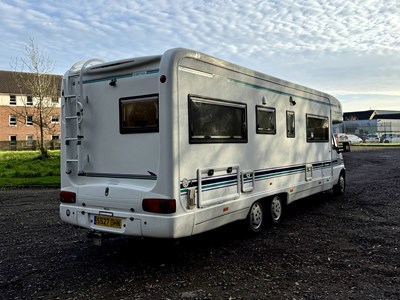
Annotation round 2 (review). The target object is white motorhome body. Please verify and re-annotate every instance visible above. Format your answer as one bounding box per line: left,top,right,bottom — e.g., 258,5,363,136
60,48,347,239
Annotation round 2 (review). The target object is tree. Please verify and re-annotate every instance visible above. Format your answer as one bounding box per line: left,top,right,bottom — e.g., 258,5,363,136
10,38,61,157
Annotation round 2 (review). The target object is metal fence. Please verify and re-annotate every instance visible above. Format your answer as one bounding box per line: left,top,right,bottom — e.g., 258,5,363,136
0,140,61,151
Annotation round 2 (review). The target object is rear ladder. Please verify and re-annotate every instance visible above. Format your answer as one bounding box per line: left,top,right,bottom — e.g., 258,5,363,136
62,59,104,175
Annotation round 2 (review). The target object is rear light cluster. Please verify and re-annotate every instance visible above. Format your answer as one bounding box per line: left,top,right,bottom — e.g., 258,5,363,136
60,191,76,203
142,198,176,214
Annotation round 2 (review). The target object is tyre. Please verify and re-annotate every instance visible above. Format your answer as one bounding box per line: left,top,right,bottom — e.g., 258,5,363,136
246,201,264,233
333,172,345,196
268,195,284,224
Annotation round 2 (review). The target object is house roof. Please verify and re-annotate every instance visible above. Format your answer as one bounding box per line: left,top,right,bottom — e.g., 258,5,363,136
0,70,62,95
344,110,400,120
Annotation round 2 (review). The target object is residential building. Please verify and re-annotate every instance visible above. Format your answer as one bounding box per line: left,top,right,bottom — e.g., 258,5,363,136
0,70,62,150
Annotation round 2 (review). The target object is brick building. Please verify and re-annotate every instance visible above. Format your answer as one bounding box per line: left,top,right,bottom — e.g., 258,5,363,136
0,70,62,150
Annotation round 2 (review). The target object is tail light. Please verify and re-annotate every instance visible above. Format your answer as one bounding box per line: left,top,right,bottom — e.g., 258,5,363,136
60,191,76,203
142,198,176,214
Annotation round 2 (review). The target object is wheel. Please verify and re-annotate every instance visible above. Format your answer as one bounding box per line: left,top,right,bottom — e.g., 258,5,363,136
246,201,264,233
333,172,345,196
268,195,283,224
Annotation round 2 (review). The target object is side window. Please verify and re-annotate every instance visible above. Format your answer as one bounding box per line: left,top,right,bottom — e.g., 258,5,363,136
256,106,276,134
119,94,159,134
286,111,295,138
189,95,247,143
306,114,329,142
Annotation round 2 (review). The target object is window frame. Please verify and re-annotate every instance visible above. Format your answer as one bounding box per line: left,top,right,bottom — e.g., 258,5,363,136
256,106,276,135
9,135,17,146
51,115,60,123
9,95,16,105
9,114,17,126
286,110,295,138
306,114,329,143
188,95,248,144
119,94,159,134
26,115,33,126
27,96,33,106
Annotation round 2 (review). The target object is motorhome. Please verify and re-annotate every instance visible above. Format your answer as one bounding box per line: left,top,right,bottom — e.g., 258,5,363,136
59,48,349,241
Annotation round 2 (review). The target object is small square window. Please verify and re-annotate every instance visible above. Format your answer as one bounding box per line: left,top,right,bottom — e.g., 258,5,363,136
51,115,59,123
52,135,59,140
306,114,329,142
120,94,159,134
52,97,59,104
27,96,33,105
256,106,276,134
10,95,16,105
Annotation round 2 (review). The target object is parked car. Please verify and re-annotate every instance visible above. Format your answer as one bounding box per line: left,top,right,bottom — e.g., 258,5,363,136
380,134,391,143
382,134,400,143
364,134,380,143
336,133,363,144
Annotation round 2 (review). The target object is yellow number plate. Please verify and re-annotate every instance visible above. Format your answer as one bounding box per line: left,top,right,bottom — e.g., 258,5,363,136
94,215,122,229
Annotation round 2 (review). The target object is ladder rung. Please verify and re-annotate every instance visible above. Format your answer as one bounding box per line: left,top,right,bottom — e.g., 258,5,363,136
65,136,83,140
65,116,78,120
64,94,77,98
66,159,78,162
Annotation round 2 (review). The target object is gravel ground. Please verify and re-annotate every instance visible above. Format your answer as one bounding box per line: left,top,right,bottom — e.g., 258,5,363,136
0,147,399,299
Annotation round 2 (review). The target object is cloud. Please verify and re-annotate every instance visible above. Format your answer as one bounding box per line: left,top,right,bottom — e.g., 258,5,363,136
0,0,399,111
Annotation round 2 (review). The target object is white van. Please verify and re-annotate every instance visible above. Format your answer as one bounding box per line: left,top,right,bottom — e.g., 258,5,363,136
59,48,349,241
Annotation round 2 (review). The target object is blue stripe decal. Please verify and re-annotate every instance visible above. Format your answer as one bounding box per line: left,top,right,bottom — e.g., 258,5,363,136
82,69,159,84
180,160,339,195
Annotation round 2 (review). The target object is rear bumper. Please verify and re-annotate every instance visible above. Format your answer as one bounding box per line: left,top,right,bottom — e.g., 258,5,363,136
60,204,194,238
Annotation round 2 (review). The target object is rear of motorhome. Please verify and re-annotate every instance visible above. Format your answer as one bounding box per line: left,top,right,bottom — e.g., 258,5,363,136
59,48,349,240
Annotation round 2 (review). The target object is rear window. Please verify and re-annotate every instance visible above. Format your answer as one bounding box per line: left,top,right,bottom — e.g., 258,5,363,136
119,94,158,134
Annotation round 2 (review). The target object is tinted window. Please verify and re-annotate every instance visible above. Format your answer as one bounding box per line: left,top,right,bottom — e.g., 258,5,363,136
286,111,295,138
120,94,158,134
307,114,329,142
256,106,276,134
189,95,247,143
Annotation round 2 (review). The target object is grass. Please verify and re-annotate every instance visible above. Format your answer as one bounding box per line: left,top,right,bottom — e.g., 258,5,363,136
0,150,60,187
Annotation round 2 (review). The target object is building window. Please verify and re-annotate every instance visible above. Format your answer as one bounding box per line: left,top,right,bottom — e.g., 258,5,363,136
52,135,59,140
26,115,33,126
306,114,329,142
286,111,295,138
10,95,16,105
27,96,33,106
51,115,59,123
188,95,247,144
119,94,159,134
9,115,17,126
26,135,34,146
52,97,59,104
10,135,17,146
256,106,276,134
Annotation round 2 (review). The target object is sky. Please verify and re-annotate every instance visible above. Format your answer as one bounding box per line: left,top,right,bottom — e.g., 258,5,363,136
0,0,399,112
